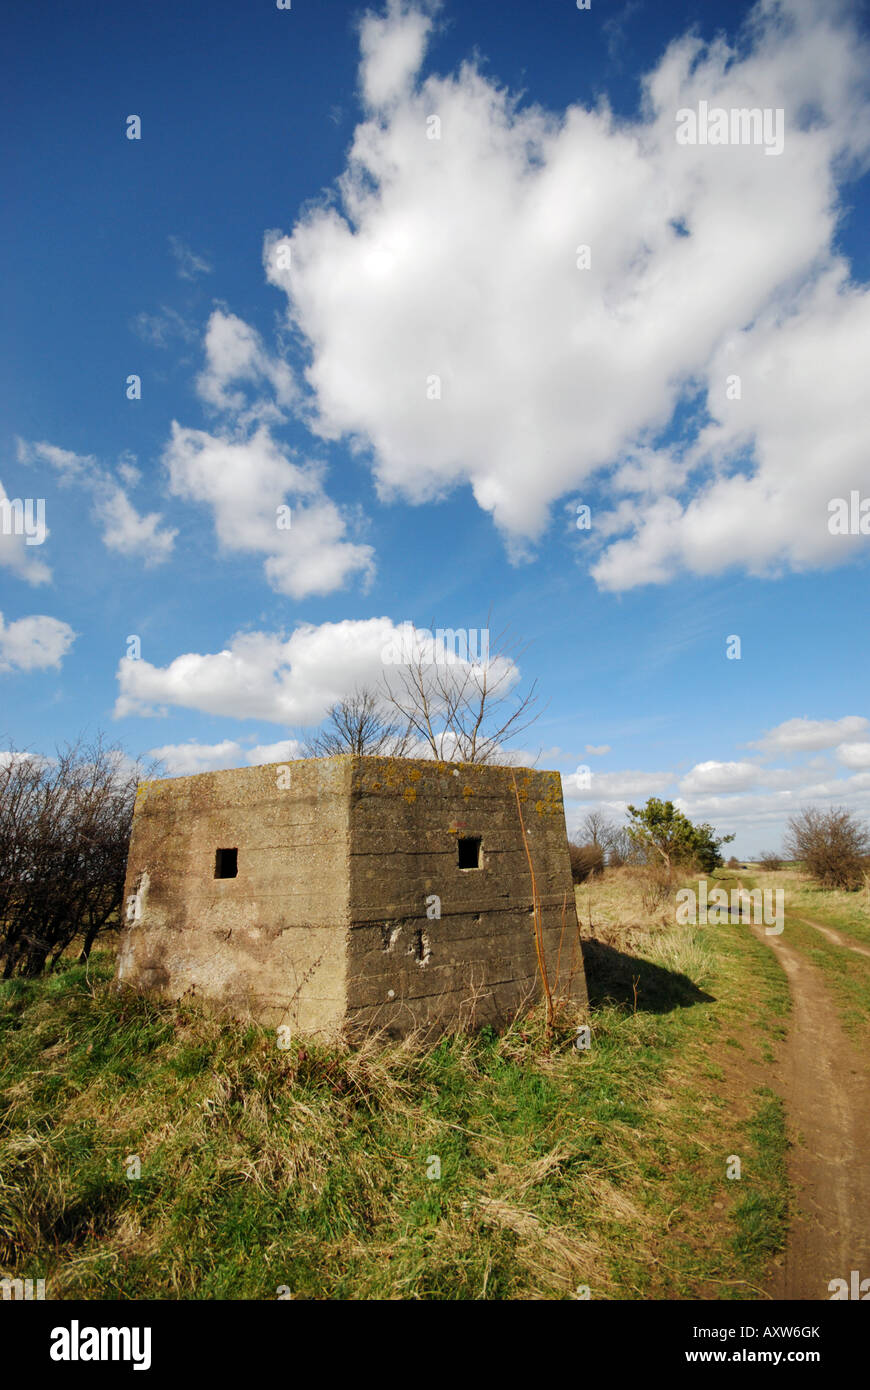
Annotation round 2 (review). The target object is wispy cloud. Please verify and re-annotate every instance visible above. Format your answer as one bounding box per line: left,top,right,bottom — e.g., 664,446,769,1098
168,235,213,281
16,439,176,566
130,306,198,348
749,716,869,755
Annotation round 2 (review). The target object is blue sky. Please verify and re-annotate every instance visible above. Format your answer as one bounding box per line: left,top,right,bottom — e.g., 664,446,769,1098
2,0,870,856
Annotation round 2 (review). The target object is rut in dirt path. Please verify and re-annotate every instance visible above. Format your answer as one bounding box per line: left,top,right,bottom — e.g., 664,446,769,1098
793,915,870,960
750,919,870,1300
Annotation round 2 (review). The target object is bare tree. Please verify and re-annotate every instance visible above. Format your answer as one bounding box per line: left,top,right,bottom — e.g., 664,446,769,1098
575,813,640,867
381,622,540,763
303,689,413,758
580,810,617,852
0,751,44,952
785,806,870,890
0,736,144,978
606,824,645,868
758,851,783,871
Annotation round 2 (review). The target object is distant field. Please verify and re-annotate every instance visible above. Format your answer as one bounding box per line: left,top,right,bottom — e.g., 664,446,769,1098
1,867,791,1300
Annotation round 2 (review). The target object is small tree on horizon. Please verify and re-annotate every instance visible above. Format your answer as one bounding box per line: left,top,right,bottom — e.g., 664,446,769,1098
625,798,734,876
759,851,783,871
579,810,618,853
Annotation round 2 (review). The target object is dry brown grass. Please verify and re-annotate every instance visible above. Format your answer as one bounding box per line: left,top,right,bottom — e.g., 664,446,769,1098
573,865,678,946
0,872,790,1300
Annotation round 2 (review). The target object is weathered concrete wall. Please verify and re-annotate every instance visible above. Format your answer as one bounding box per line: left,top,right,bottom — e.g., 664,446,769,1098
115,755,586,1041
116,758,351,1035
345,758,586,1038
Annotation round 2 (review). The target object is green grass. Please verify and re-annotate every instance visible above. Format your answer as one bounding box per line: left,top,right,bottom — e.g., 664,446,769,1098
778,915,870,1045
730,1090,789,1274
0,892,790,1301
779,871,870,949
738,865,870,1043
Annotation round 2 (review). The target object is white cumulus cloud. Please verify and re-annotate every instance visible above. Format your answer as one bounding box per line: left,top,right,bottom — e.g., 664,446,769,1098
834,741,870,770
196,309,297,422
147,737,306,777
263,0,870,587
0,612,76,673
115,617,511,725
358,0,435,109
679,760,760,795
751,715,869,754
163,422,374,599
563,769,673,802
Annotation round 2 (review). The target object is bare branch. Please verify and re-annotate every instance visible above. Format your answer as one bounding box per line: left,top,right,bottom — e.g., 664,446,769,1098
381,617,543,763
302,689,414,758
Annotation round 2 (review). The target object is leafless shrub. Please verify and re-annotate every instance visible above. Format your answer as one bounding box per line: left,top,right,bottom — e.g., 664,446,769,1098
0,736,145,978
302,689,413,758
568,842,604,883
785,806,870,891
606,825,643,868
758,851,783,871
639,863,673,916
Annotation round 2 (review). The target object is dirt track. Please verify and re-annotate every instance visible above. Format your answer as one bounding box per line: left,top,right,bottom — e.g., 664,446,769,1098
795,915,870,961
751,919,870,1299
